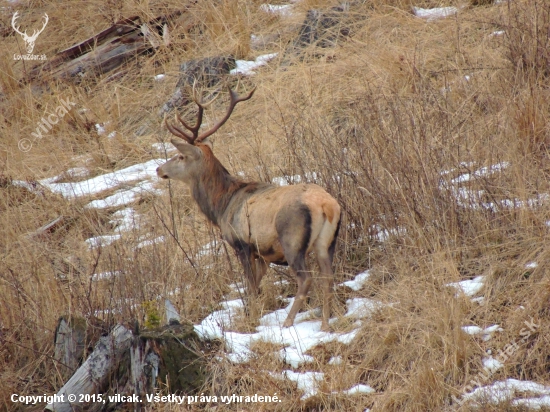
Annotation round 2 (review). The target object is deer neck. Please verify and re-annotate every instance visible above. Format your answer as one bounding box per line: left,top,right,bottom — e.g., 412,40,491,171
190,150,247,226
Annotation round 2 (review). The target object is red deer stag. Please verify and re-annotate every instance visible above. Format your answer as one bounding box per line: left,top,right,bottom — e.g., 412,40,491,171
156,88,341,330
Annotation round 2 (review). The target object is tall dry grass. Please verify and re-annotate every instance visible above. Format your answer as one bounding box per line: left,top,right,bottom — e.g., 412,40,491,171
1,0,550,410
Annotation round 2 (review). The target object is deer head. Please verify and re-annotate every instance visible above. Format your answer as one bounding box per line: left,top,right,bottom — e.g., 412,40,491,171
12,12,49,54
157,87,256,184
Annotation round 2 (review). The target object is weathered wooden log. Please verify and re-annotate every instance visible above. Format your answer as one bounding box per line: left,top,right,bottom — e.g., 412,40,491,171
137,321,205,395
27,10,187,83
165,299,181,324
46,324,134,412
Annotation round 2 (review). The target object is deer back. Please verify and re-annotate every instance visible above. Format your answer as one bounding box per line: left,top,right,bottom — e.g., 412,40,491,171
220,182,339,264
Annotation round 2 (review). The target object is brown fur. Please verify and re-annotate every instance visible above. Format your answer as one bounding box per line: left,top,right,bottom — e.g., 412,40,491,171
157,140,340,330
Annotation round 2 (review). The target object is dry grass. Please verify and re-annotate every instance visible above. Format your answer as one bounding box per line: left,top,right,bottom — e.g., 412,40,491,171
1,0,550,411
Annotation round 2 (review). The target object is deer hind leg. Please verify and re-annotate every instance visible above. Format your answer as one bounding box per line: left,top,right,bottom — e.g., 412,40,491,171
276,205,313,328
282,252,311,328
316,252,333,332
315,213,341,331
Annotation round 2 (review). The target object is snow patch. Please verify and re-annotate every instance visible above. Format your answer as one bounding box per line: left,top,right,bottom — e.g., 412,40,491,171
447,276,485,298
260,4,293,17
272,172,318,186
91,271,121,281
482,356,504,373
86,180,162,209
340,270,371,291
345,298,384,318
339,384,375,395
136,236,165,249
462,324,502,341
85,234,121,249
42,159,163,199
194,288,377,366
462,379,550,406
230,53,278,76
152,142,177,153
271,370,324,400
412,6,458,21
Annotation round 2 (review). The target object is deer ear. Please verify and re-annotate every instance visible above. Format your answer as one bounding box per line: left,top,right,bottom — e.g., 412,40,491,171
171,139,201,158
201,137,213,150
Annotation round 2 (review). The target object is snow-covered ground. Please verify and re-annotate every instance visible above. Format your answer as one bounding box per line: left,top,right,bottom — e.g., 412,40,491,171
191,270,382,399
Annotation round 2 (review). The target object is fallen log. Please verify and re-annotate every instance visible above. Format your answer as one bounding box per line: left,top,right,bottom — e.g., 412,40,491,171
53,315,87,380
27,10,187,84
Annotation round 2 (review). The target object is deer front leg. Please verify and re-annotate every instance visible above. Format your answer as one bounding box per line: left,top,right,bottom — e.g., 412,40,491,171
236,246,260,295
255,258,268,293
235,246,261,320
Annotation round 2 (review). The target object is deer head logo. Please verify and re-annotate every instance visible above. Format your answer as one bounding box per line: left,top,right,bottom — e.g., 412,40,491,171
11,12,49,54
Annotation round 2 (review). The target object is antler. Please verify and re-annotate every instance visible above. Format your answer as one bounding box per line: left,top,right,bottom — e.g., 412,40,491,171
11,12,26,37
165,86,256,145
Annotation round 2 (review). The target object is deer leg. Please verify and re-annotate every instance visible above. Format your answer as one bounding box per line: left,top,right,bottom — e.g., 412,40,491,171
316,253,333,332
236,245,259,295
282,254,311,328
255,258,268,293
275,205,313,328
235,247,261,322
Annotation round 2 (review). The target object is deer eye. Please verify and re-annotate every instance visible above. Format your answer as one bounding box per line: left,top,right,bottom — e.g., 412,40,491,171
178,155,185,160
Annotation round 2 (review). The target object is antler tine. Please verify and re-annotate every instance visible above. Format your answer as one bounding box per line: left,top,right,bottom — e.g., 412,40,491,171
175,109,203,140
195,86,256,143
163,113,194,144
167,82,208,141
192,86,222,109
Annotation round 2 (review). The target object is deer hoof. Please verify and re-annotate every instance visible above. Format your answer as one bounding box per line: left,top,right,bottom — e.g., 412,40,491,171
282,319,294,328
320,323,332,332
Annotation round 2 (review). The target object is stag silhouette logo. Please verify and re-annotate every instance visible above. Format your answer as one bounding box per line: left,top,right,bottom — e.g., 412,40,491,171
12,12,49,54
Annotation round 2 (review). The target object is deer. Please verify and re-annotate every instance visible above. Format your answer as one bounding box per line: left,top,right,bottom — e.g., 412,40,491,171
156,87,341,331
11,12,49,54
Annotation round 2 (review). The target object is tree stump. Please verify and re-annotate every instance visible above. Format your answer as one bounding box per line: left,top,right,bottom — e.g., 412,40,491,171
46,324,134,412
47,312,207,411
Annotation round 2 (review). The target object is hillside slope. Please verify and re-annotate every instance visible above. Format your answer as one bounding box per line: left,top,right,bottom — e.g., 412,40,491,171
1,0,550,410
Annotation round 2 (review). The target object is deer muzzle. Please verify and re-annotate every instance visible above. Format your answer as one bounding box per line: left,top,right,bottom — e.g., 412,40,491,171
156,166,169,179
